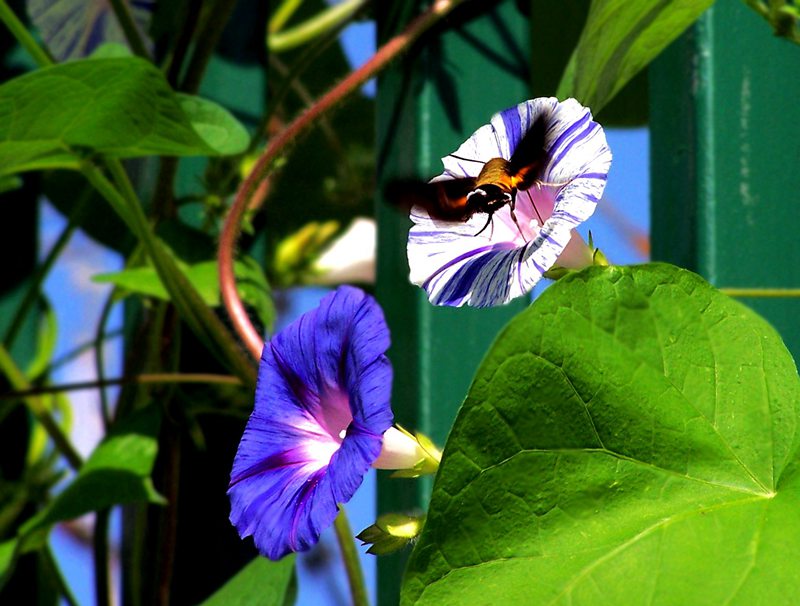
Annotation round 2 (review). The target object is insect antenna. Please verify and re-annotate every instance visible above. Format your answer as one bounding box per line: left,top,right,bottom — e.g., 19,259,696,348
448,153,484,164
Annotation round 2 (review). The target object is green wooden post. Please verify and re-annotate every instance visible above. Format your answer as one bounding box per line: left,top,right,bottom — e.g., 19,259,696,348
650,2,800,357
375,2,530,602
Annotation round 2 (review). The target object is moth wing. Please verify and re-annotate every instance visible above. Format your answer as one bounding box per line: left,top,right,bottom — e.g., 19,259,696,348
385,178,477,221
508,114,549,191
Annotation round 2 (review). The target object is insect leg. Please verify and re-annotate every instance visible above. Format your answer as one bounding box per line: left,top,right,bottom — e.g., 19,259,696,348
474,213,494,237
509,194,527,242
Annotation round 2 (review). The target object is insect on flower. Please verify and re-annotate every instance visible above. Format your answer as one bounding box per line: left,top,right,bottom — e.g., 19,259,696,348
388,113,554,239
401,97,612,308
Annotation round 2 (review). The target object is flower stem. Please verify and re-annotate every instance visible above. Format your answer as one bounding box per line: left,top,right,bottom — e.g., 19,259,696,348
94,508,112,606
94,290,117,429
268,0,368,53
218,0,466,360
0,0,53,67
333,507,369,606
155,425,181,606
268,0,305,34
108,0,150,58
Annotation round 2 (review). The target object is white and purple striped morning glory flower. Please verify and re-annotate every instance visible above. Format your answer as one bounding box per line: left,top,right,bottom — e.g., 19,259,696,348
229,286,436,560
27,0,155,61
407,97,612,307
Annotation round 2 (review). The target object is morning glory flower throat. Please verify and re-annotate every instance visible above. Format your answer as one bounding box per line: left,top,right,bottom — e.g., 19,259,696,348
407,97,612,307
229,286,436,560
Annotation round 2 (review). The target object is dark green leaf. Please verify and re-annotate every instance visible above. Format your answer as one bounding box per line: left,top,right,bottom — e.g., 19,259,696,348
19,406,164,551
402,263,800,605
0,539,16,588
0,176,22,194
200,555,296,606
176,94,251,156
557,0,714,113
94,262,221,305
0,57,248,177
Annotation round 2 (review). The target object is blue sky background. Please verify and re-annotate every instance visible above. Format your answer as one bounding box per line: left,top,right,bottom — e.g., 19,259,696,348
43,15,649,606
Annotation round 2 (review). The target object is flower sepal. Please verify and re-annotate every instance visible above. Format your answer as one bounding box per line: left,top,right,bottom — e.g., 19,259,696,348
544,233,610,281
357,512,425,556
372,425,441,478
592,246,610,267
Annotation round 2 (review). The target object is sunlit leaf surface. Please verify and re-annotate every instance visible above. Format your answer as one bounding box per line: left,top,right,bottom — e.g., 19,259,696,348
558,0,714,112
402,263,800,605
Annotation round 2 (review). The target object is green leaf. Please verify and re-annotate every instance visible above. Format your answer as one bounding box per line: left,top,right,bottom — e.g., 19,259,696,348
0,57,248,177
557,0,714,113
176,94,250,156
402,263,800,605
93,257,274,330
19,406,164,551
200,555,296,606
531,0,648,125
0,538,17,588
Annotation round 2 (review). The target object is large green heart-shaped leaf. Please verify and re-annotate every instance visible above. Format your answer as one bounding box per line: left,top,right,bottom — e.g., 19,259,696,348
402,263,800,605
0,56,248,176
557,0,715,113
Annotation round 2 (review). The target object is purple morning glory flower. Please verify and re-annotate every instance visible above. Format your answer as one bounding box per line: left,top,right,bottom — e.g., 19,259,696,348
229,286,435,560
407,97,612,307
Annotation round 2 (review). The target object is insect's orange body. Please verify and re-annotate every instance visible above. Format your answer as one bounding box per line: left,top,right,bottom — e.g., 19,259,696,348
388,114,551,236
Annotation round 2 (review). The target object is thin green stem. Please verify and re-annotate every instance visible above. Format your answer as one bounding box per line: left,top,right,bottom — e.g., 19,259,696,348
0,343,83,470
108,0,150,58
47,329,123,373
164,0,202,86
180,0,239,93
41,545,80,606
0,372,241,400
720,288,800,298
334,507,369,606
3,189,92,349
94,508,112,606
151,157,179,219
81,159,256,385
0,0,54,67
269,0,305,33
269,0,368,53
94,291,117,429
156,425,181,606
268,53,345,158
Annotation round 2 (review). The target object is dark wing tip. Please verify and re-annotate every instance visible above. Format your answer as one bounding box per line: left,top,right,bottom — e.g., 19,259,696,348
384,177,477,220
